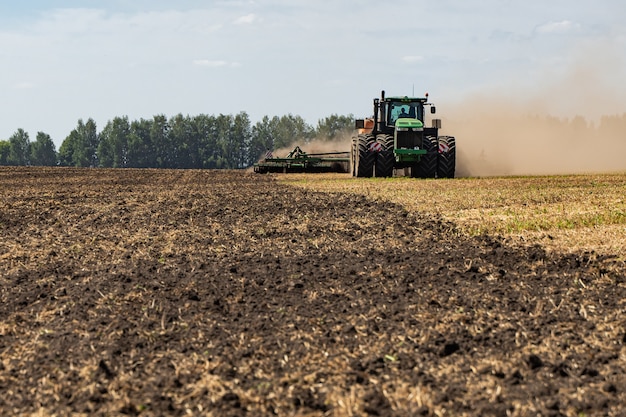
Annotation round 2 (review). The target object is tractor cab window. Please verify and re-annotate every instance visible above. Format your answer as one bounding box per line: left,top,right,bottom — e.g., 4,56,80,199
388,103,420,124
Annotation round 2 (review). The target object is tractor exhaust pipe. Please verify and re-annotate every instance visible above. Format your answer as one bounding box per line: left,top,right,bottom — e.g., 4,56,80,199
379,90,386,129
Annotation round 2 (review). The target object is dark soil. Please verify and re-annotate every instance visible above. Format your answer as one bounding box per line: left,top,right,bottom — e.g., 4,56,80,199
1,167,624,416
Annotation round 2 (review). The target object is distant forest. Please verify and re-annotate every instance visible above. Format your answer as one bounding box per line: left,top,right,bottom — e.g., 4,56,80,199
0,113,354,169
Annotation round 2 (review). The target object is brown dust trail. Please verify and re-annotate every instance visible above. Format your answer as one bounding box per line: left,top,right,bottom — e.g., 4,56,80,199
441,41,626,177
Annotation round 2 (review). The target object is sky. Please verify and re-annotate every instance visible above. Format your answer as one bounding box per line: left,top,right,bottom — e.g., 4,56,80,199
1,1,626,148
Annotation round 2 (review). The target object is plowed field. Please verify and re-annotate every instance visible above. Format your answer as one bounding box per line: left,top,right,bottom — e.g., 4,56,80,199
1,167,625,416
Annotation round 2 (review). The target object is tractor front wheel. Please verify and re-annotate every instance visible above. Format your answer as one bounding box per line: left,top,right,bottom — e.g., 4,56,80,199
412,135,437,178
375,134,394,178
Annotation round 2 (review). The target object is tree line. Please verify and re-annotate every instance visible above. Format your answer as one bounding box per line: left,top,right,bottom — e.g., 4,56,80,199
0,112,355,169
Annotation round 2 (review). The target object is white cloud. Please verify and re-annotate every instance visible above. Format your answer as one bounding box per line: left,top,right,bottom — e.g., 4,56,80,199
402,55,423,63
14,82,35,90
536,20,581,35
32,8,108,35
193,60,240,68
234,13,256,25
194,59,227,67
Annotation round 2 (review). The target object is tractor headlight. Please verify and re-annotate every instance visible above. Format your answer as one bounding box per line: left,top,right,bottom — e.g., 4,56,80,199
397,128,409,132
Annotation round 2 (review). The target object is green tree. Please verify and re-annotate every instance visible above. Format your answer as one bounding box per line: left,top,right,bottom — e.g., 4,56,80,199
8,129,31,166
249,114,314,164
170,114,201,169
316,114,354,141
192,114,217,168
213,114,235,169
58,131,78,166
232,112,251,168
250,116,276,164
127,118,156,168
60,119,99,167
151,115,171,168
0,140,10,165
81,118,100,167
274,114,314,149
30,132,57,166
98,116,130,167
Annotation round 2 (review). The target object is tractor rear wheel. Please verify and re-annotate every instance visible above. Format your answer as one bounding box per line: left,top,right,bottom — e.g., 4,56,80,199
412,135,437,178
375,134,394,177
437,136,456,178
356,134,375,177
350,137,357,176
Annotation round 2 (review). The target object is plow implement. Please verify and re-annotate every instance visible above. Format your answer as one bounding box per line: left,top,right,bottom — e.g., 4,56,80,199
254,146,350,174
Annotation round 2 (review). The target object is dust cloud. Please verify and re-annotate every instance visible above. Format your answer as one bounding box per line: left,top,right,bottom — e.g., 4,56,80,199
271,133,352,159
300,133,353,155
440,41,626,177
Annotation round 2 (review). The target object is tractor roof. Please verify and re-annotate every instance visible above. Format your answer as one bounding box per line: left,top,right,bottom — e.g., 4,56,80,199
384,96,428,103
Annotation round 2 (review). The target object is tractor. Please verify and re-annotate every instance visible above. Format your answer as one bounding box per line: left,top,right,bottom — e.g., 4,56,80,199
351,90,456,178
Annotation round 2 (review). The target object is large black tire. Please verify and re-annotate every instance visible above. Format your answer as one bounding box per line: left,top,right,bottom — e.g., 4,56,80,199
412,135,438,178
374,134,394,178
350,137,358,176
355,134,375,178
437,136,456,178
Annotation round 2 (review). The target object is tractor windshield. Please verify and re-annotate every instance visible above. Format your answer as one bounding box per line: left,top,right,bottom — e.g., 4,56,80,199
388,102,423,125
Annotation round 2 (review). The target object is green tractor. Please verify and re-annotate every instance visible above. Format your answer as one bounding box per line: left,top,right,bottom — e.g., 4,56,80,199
351,90,456,178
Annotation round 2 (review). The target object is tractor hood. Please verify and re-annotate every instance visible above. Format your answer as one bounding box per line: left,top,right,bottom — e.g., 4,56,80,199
395,118,424,131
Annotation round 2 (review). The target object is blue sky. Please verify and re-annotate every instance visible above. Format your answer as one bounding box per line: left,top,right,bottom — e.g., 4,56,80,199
1,1,625,147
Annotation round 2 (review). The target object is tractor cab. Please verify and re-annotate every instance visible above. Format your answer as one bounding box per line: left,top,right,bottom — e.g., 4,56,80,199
387,101,421,125
354,91,436,136
382,96,432,128
375,93,439,139
373,93,440,160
